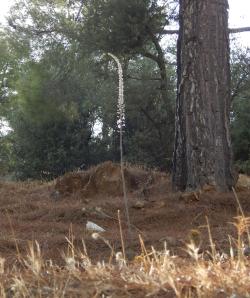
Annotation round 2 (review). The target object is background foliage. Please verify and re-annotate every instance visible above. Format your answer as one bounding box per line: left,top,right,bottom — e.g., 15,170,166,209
0,0,249,179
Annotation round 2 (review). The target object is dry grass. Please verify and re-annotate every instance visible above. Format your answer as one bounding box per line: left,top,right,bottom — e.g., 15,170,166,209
1,169,250,297
0,214,250,298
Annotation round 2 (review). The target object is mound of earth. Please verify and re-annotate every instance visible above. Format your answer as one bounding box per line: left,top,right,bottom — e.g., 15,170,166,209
236,174,250,191
1,164,250,272
55,161,169,198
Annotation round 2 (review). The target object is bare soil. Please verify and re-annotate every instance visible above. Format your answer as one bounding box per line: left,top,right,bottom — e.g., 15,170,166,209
0,162,250,296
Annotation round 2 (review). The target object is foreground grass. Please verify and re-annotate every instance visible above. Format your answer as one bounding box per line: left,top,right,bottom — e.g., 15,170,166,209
1,180,250,297
1,217,250,298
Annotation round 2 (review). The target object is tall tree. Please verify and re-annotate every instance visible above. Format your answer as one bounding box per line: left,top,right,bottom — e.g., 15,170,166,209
173,0,234,191
5,0,177,172
82,0,176,117
5,45,96,179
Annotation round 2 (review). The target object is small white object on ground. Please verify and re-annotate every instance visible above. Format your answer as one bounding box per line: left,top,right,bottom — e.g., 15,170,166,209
86,221,105,232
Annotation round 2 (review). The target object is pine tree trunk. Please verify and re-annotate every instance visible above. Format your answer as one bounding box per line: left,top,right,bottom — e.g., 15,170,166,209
172,0,234,191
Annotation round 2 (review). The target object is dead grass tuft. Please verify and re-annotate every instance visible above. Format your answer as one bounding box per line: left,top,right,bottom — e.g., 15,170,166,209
1,168,250,296
1,223,250,297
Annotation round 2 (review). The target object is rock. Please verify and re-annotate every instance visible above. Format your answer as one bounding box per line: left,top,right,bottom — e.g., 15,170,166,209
202,184,215,192
86,221,105,232
154,201,165,208
93,207,109,219
159,236,179,246
243,246,250,256
81,207,87,215
83,198,90,204
132,200,145,209
126,248,137,260
236,174,250,191
179,191,200,202
51,190,60,200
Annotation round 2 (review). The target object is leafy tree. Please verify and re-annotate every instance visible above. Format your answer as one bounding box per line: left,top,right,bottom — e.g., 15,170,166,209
0,32,22,177
87,54,176,170
82,0,169,54
4,0,178,173
230,48,250,173
0,32,20,105
0,134,13,177
10,117,91,179
6,46,97,179
77,0,178,169
231,95,250,162
231,48,250,102
82,0,176,119
7,0,250,185
124,56,176,169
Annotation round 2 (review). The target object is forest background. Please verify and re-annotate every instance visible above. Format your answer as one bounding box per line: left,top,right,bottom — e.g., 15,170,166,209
0,0,249,181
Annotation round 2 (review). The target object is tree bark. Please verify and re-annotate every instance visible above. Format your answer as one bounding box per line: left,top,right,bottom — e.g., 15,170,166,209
172,0,234,191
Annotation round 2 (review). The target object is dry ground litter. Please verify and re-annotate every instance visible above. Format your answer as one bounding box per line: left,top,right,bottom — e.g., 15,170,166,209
0,162,250,296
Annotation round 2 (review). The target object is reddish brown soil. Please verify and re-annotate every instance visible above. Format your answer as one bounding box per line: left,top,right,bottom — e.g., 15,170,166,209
0,161,249,267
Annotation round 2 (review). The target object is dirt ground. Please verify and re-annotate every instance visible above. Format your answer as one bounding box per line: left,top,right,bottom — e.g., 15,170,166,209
0,161,249,267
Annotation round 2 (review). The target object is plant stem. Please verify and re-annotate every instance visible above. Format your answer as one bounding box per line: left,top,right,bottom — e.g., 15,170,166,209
107,53,132,239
